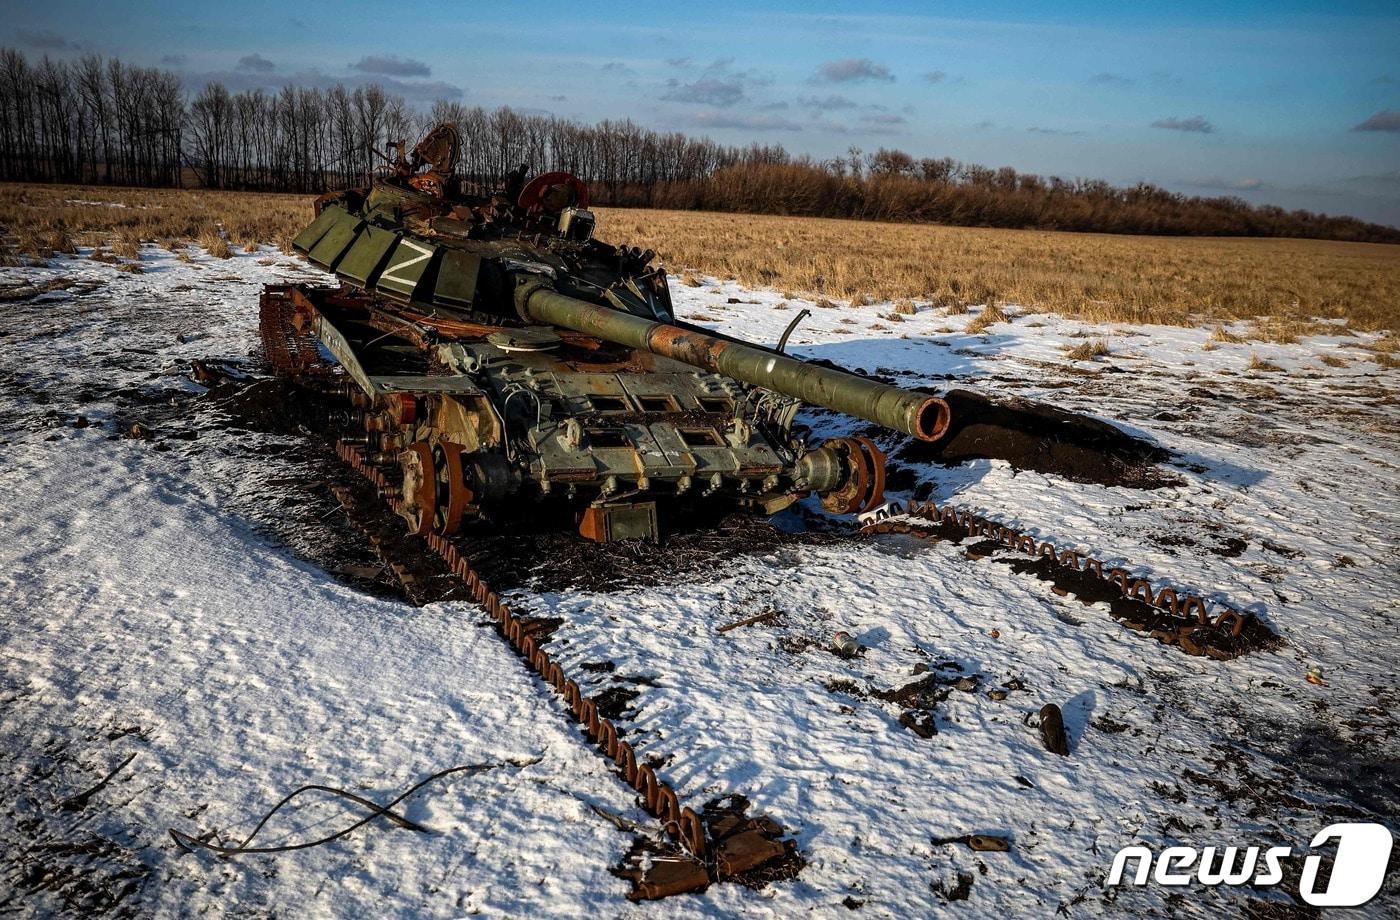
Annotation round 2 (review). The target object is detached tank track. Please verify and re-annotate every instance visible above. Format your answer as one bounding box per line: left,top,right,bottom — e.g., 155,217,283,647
332,440,798,897
862,501,1279,659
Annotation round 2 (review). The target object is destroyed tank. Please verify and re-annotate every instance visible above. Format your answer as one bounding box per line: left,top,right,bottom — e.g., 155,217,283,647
261,124,951,542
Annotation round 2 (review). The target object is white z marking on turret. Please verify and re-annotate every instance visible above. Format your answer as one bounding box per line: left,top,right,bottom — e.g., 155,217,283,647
379,239,434,289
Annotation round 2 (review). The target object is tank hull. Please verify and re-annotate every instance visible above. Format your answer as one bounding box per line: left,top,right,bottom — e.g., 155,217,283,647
262,283,889,541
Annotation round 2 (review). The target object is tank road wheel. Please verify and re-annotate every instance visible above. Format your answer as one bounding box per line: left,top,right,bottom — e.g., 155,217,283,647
432,442,475,536
399,442,437,536
819,436,888,515
851,437,887,514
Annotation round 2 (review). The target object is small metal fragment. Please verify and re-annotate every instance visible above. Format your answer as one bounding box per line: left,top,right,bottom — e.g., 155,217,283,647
1038,703,1070,756
968,834,1011,852
716,828,788,878
899,709,937,738
932,832,1012,852
631,856,710,900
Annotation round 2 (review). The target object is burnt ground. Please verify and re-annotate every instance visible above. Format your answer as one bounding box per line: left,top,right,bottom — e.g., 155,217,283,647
459,510,847,595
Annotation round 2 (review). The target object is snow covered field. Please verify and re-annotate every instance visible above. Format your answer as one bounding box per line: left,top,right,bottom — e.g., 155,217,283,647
2,242,1397,917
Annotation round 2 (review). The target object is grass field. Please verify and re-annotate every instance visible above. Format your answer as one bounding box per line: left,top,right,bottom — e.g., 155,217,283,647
4,182,1398,332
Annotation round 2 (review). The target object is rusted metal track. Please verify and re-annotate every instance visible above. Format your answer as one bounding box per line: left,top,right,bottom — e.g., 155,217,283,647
337,441,710,843
862,500,1277,659
334,440,795,897
259,285,342,381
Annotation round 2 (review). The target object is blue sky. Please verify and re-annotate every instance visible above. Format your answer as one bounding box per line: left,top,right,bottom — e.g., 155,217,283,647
6,1,1399,225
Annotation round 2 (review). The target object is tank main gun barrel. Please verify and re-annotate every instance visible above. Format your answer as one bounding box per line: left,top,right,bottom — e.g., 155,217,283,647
514,279,951,442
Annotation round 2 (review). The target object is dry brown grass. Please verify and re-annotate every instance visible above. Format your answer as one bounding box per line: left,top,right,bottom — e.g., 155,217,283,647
3,184,1396,331
1245,317,1339,344
110,233,141,260
598,207,1400,331
1064,339,1111,361
1248,353,1285,372
966,300,1011,334
13,225,76,260
0,182,311,261
199,232,233,260
1363,332,1398,353
1209,325,1245,344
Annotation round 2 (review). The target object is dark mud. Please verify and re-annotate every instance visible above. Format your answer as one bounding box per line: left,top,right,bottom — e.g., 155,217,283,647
593,685,642,721
1132,679,1400,915
459,511,846,596
931,870,975,902
898,389,1177,489
826,666,1009,742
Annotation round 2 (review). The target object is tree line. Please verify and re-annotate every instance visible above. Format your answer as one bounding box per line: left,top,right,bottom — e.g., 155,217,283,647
1,48,1395,243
